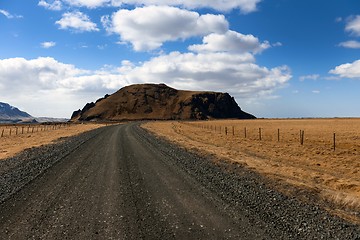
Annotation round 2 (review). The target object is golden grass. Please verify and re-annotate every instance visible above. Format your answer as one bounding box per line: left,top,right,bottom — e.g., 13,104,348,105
143,119,360,223
0,123,106,160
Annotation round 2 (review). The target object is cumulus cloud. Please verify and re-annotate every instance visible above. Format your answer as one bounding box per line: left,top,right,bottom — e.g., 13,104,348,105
38,0,63,10
56,11,99,32
42,0,120,9
0,57,122,117
188,30,270,54
0,57,86,91
338,40,360,49
41,41,56,48
63,0,112,8
121,0,261,12
0,53,290,117
105,6,228,51
345,15,360,36
329,59,360,79
43,0,260,12
299,74,320,81
119,51,291,98
0,9,23,19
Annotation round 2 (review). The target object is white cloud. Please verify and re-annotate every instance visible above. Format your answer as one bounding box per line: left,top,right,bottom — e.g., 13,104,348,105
0,54,290,117
114,51,291,99
100,15,112,32
0,9,23,19
299,74,320,81
329,59,360,79
338,40,360,49
38,0,63,10
40,0,122,9
64,0,111,8
0,57,86,91
0,57,127,111
312,90,320,94
0,9,12,18
121,0,261,12
41,41,56,48
106,6,228,51
345,15,360,36
56,11,99,32
45,0,260,12
188,30,270,54
0,57,113,117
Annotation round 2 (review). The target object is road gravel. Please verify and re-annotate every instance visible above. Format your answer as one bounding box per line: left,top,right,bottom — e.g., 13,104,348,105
0,123,359,239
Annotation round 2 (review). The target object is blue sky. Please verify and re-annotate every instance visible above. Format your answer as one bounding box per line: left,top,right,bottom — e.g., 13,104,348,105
0,0,360,118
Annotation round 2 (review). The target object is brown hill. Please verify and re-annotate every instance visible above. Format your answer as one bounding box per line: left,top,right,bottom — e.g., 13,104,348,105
71,83,255,121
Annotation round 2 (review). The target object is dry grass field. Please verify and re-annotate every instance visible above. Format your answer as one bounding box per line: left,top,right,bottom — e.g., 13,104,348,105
143,119,360,223
0,123,105,160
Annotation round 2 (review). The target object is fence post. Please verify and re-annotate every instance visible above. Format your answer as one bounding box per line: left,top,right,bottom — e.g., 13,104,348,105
302,130,305,145
300,130,304,145
277,129,280,142
244,127,247,138
1,129,4,137
333,133,336,151
259,128,262,141
232,126,234,136
225,127,228,135
9,128,11,136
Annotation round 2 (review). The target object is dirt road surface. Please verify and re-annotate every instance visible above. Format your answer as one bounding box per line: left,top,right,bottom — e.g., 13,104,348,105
0,123,359,239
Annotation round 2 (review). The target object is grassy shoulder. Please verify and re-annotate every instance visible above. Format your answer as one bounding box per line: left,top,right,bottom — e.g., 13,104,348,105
0,123,106,160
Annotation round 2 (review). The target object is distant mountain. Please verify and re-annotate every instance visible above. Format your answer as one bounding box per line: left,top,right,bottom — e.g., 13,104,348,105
35,117,69,123
71,83,255,121
0,102,33,123
0,103,69,123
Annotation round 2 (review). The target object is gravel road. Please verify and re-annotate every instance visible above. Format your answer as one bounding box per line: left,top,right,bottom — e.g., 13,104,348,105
0,122,359,239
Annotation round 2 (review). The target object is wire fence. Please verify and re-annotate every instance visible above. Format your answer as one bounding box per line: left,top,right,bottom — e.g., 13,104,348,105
181,121,357,153
0,123,71,138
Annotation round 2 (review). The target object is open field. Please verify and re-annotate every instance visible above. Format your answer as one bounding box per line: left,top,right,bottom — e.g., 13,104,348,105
0,123,106,160
143,118,360,223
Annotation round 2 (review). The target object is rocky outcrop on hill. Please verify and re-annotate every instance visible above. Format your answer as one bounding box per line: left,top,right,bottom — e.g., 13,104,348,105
71,83,255,121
